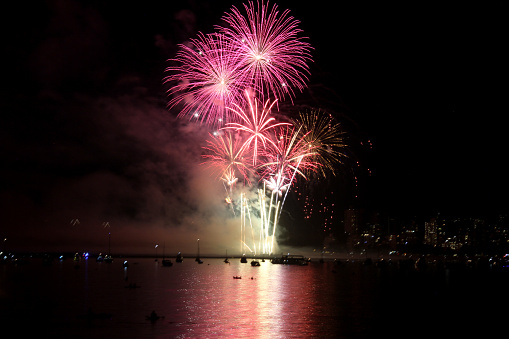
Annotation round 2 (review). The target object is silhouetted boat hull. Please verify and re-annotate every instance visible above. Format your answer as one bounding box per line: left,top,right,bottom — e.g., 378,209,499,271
271,255,308,265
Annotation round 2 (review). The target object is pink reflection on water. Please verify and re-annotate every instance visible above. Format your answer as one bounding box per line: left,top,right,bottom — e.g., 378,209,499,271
166,259,325,338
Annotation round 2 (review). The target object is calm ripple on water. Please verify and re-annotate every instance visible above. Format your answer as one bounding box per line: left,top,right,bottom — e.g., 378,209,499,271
1,257,508,338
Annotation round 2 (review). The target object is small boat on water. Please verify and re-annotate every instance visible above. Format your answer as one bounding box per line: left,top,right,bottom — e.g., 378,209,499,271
162,259,173,266
146,311,164,322
233,276,242,279
196,239,203,264
240,255,248,263
161,244,173,266
251,260,260,266
103,230,113,263
96,253,104,262
224,249,229,263
176,252,183,263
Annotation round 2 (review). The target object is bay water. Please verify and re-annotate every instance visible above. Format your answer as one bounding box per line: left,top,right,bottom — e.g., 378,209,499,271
1,256,506,338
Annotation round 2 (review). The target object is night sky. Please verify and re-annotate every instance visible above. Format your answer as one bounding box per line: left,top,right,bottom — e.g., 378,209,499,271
1,0,506,255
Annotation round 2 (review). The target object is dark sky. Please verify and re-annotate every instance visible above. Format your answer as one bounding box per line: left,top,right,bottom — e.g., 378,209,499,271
1,0,506,255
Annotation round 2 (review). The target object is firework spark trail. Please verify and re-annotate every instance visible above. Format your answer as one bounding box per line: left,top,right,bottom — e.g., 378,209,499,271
164,33,249,126
257,185,269,253
202,131,251,218
293,111,348,178
202,131,252,184
271,155,305,253
260,184,281,254
223,90,290,165
240,192,246,253
258,125,320,182
257,188,266,252
240,192,257,254
219,0,313,102
248,125,320,254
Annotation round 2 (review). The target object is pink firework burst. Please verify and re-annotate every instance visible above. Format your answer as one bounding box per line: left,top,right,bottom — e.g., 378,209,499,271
164,33,248,126
258,125,320,184
222,90,290,165
219,0,313,102
202,131,252,184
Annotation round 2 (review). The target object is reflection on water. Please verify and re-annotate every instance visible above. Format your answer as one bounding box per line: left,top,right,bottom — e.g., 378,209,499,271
1,257,507,338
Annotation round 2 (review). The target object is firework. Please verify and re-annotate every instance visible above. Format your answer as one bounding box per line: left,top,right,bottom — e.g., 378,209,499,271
165,1,346,255
164,33,249,126
222,90,290,165
202,130,251,183
258,125,320,182
256,125,320,253
219,0,313,102
292,111,347,178
264,171,290,197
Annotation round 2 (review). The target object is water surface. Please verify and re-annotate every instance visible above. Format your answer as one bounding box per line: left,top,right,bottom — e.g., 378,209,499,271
1,257,506,338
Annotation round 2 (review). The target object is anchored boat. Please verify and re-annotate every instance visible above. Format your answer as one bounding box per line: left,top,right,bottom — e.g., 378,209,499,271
271,255,308,265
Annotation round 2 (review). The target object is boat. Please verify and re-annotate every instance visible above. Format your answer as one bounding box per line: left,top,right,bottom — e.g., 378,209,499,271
251,260,260,266
103,231,113,263
162,259,173,266
161,244,173,266
96,253,104,262
123,260,129,268
196,239,203,264
271,254,308,265
233,276,242,279
176,252,183,263
240,254,248,263
146,311,164,322
224,249,229,263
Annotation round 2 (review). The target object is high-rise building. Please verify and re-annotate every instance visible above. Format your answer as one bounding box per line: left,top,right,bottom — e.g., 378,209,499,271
344,208,363,251
424,218,438,247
